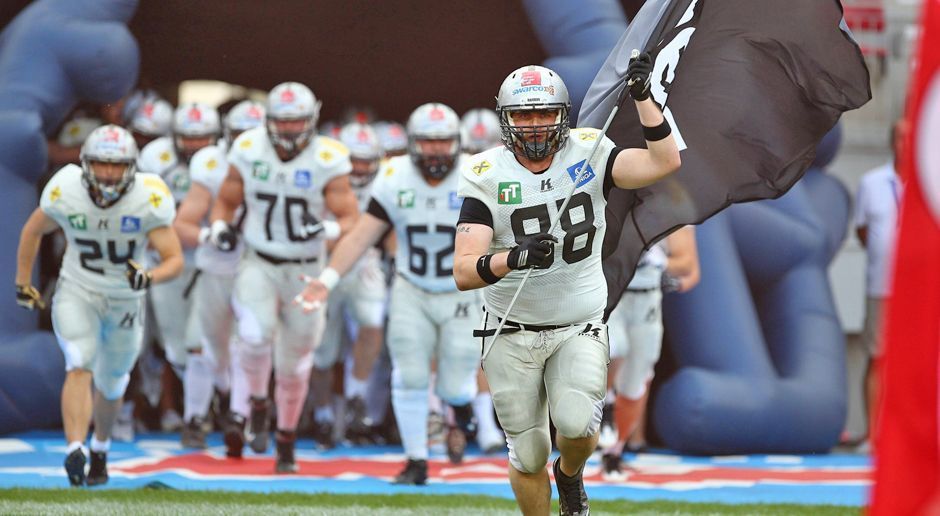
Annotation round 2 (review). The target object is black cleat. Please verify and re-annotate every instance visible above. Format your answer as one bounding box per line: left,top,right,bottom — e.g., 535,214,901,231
312,419,335,450
602,452,622,476
392,458,428,485
181,417,208,449
344,397,374,444
274,430,299,474
446,426,467,465
64,448,86,487
247,397,270,453
224,413,247,459
86,451,108,486
553,457,590,516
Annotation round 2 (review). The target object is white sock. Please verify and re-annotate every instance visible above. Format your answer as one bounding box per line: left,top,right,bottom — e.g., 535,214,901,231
314,405,334,423
428,374,442,414
184,353,215,422
393,386,430,460
605,388,615,405
473,392,501,441
275,372,310,431
66,441,84,454
229,343,249,417
90,437,110,453
238,340,272,417
345,376,369,400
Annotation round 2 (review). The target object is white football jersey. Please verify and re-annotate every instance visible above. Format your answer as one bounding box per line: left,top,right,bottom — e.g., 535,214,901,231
370,155,467,293
189,144,243,274
139,137,195,266
629,244,667,290
458,128,617,325
227,127,352,259
40,164,176,299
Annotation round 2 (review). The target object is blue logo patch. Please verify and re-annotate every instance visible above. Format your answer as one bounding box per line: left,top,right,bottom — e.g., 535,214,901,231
566,160,595,187
449,192,461,210
120,216,141,233
294,170,312,188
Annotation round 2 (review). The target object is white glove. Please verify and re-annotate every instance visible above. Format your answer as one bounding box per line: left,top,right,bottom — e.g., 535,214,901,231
300,213,341,240
209,220,238,252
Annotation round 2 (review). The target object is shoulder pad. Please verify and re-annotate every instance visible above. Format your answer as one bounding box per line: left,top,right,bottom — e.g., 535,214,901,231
139,137,176,173
570,127,601,142
315,136,350,164
141,174,172,210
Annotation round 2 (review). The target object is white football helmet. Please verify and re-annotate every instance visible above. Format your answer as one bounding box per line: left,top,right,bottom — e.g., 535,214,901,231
406,103,461,180
224,100,265,145
338,122,384,187
266,82,321,158
373,121,408,157
460,108,502,154
173,103,220,163
129,98,173,137
496,65,571,160
318,119,342,139
79,124,139,208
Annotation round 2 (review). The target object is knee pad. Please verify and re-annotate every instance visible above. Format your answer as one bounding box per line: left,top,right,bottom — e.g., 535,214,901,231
506,426,551,474
94,372,130,401
551,390,603,439
436,372,477,407
391,363,429,392
615,349,657,400
231,297,275,344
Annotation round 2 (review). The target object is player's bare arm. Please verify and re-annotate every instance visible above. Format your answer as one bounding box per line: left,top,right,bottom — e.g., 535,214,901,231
665,226,700,292
173,182,213,248
145,225,184,284
14,207,60,308
610,52,682,190
209,165,244,224
454,222,508,291
294,212,390,313
323,174,360,235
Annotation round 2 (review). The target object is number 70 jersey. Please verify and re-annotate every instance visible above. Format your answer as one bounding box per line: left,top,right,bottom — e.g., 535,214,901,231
40,164,176,299
370,155,467,293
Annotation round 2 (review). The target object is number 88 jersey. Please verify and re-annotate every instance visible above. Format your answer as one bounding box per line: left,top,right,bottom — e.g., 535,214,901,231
457,128,617,326
40,164,176,299
369,155,467,293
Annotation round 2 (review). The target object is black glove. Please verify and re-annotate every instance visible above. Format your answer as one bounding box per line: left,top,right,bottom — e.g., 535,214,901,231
661,273,682,293
627,52,653,101
507,233,558,270
15,284,45,310
126,259,152,290
208,220,238,252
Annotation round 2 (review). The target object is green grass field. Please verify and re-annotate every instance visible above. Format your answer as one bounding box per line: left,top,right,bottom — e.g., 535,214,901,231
0,488,861,515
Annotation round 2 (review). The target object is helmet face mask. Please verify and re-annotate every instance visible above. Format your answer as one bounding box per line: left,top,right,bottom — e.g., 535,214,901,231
266,82,321,160
496,65,572,161
406,103,461,181
79,125,139,208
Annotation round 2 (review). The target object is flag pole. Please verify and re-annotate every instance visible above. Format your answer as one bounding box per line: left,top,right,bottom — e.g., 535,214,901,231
482,51,639,362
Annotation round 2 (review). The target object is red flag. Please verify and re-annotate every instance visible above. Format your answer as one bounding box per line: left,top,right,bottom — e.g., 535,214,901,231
870,2,940,513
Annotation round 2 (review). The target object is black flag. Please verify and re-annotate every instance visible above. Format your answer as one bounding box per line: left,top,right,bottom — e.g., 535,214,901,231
578,0,871,319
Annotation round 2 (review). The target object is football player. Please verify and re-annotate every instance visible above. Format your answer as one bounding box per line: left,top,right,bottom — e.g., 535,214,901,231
452,58,680,515
373,121,409,158
296,103,481,484
309,122,388,447
128,97,173,150
138,102,221,447
208,82,358,473
15,125,182,486
460,108,502,155
171,100,265,448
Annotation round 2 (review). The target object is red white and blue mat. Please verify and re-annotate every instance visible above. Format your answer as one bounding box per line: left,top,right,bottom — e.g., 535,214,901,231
0,431,869,506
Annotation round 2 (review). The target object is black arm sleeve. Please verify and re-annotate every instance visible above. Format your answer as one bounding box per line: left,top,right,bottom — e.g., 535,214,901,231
603,146,626,201
457,197,494,228
366,198,392,224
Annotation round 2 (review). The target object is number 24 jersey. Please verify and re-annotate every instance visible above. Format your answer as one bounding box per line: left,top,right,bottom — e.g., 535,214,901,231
40,164,176,299
457,128,617,326
370,155,468,293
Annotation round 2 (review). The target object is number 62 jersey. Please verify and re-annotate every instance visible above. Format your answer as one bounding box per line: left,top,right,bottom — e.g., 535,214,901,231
457,128,618,326
369,154,468,293
40,164,176,299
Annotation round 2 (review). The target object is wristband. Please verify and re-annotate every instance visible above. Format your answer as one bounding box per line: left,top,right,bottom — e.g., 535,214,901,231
476,254,501,284
318,267,341,291
642,119,672,142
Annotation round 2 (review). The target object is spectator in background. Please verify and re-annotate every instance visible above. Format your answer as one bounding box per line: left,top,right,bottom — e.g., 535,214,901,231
855,119,907,450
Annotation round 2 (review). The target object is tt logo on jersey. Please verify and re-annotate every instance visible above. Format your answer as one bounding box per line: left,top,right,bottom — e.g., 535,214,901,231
498,182,522,205
67,214,87,230
252,161,270,181
121,216,141,233
566,160,595,187
398,190,415,208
